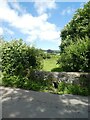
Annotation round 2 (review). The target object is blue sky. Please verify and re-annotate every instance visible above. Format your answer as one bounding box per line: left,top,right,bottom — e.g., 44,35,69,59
0,0,88,50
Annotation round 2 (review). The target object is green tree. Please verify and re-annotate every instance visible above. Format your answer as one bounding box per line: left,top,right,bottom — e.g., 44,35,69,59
60,1,90,52
58,37,90,72
58,1,90,72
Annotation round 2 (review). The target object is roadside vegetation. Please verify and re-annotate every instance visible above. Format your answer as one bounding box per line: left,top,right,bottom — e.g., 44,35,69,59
0,1,90,96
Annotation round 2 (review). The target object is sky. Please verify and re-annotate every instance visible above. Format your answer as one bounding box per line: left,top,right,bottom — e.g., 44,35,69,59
0,0,88,50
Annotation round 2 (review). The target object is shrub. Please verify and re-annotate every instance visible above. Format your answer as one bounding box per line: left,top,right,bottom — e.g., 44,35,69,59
23,80,43,91
2,72,25,88
1,39,43,79
1,39,44,90
58,81,66,93
66,84,88,96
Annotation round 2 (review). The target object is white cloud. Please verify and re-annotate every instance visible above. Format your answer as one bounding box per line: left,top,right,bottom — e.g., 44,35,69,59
61,7,75,15
0,1,18,23
0,27,3,35
34,0,56,15
0,0,60,44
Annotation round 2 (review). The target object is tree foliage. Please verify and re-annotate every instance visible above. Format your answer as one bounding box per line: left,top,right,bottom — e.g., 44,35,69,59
1,39,42,77
58,1,90,72
60,1,90,52
58,37,90,71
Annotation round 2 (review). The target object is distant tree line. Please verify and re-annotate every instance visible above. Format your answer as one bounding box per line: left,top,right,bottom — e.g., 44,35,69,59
42,49,60,54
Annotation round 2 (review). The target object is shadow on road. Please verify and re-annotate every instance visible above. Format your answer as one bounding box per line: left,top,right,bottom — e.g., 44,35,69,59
1,86,88,118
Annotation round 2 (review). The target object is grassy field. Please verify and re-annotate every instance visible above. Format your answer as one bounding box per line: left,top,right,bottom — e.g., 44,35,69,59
42,56,59,71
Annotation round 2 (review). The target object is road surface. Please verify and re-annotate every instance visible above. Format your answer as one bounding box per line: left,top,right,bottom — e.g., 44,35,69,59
0,86,89,118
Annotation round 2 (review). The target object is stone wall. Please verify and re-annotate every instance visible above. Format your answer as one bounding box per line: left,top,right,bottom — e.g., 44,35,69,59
31,71,90,86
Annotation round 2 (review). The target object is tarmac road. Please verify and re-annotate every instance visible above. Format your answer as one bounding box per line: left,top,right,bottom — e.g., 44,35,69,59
0,86,89,118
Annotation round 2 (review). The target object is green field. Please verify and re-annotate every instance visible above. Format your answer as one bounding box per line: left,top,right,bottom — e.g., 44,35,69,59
42,56,59,71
